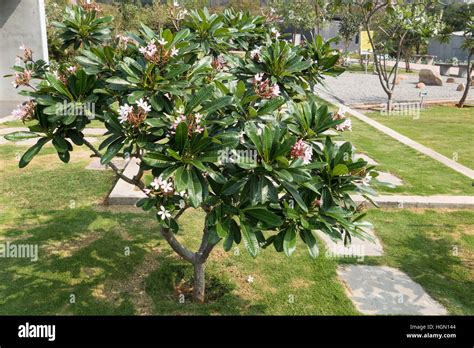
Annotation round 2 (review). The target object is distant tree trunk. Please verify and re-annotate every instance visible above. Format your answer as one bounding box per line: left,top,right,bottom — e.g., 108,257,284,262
457,52,473,108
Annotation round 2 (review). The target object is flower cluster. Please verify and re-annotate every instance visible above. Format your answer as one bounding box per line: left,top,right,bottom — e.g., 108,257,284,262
253,73,280,99
12,100,36,122
80,0,101,12
333,109,352,132
119,98,151,127
149,176,174,197
271,27,281,39
12,69,33,88
250,47,262,62
171,113,204,135
290,139,312,164
18,44,33,63
139,39,178,66
211,55,226,71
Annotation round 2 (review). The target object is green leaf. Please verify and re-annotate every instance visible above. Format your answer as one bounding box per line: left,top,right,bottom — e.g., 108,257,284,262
19,137,50,168
243,206,282,227
4,132,39,141
282,182,308,212
331,164,349,176
187,168,203,207
101,138,124,165
283,226,297,256
216,220,228,238
175,122,188,153
241,222,259,258
303,230,319,258
185,85,214,114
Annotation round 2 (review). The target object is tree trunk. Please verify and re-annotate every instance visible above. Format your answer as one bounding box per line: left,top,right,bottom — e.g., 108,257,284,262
387,94,393,112
457,52,472,108
193,262,205,303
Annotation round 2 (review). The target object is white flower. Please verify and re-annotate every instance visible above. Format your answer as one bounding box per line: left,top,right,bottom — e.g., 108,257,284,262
171,47,179,57
19,44,26,50
173,0,180,7
161,181,173,193
335,118,352,132
247,275,254,283
143,188,152,195
119,104,132,123
254,73,264,82
271,28,281,38
157,206,172,220
136,98,151,113
12,105,25,119
179,199,186,209
157,38,168,46
250,47,261,61
195,112,203,123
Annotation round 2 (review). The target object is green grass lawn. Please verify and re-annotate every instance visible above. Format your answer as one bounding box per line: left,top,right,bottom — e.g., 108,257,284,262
342,117,474,196
341,209,474,315
0,144,473,315
365,106,474,169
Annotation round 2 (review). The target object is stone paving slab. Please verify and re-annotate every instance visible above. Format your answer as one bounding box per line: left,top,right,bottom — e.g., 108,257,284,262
317,227,384,257
375,172,403,187
107,157,146,205
337,265,448,315
86,157,127,171
352,194,474,209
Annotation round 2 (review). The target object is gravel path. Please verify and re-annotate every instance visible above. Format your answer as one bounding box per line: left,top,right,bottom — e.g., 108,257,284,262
315,71,471,106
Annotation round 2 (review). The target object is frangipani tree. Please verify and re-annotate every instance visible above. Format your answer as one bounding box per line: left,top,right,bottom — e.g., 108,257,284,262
6,3,377,303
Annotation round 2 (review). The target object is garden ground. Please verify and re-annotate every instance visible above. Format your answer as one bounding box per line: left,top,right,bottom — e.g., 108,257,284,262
0,144,472,315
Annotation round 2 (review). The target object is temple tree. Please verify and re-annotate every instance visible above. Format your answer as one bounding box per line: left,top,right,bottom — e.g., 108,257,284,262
6,3,377,303
344,0,443,111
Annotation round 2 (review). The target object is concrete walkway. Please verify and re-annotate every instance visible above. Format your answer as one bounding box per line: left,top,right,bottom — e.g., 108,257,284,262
352,194,474,209
338,265,448,315
318,91,474,180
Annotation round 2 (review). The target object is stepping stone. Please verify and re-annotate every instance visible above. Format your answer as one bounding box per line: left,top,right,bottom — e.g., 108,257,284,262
354,153,378,165
86,157,126,171
107,157,147,205
317,227,383,258
375,172,403,186
337,265,448,315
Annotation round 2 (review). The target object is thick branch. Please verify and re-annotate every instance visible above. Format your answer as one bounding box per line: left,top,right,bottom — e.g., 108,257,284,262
82,138,146,191
160,227,196,263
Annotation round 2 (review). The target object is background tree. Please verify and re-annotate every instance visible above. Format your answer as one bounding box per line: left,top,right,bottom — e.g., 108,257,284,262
6,3,375,303
338,14,361,55
457,17,473,108
348,0,443,110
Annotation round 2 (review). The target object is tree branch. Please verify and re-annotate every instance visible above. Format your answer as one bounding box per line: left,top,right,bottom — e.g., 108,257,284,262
82,138,146,191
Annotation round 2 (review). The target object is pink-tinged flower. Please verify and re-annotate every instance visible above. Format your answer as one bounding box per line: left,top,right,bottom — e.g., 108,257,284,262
253,73,281,99
161,181,173,193
136,98,151,113
250,47,262,61
195,113,203,124
12,100,36,122
313,199,322,207
212,55,226,71
157,206,171,220
254,73,264,82
290,139,312,164
12,69,33,88
271,83,281,97
18,44,33,62
151,176,165,190
66,66,77,74
171,47,179,57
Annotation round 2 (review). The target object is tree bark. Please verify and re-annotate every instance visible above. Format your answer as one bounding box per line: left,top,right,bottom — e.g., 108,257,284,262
457,52,472,108
193,262,205,303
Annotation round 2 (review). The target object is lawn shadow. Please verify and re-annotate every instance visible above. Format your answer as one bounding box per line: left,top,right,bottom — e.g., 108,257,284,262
0,207,261,315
